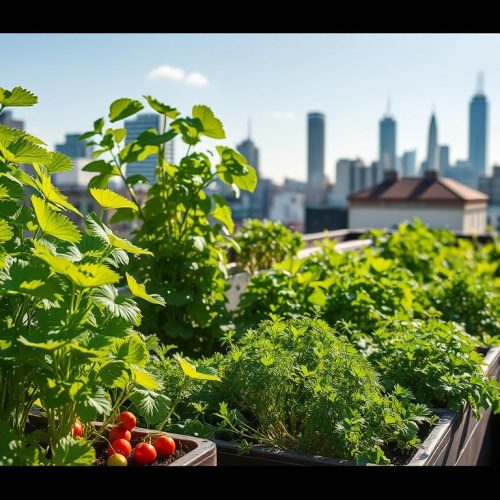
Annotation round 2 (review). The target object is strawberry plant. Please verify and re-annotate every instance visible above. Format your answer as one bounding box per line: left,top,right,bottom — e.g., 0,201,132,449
232,219,304,275
81,98,257,355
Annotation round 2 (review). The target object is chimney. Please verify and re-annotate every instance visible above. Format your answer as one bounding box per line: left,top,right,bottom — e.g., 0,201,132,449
424,170,439,180
384,170,400,182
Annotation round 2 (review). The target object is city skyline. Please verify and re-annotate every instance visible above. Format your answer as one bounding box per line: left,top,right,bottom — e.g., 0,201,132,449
4,34,500,183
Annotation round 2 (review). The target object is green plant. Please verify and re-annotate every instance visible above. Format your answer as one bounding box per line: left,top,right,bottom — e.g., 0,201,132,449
170,317,435,464
356,319,500,417
232,219,304,274
0,85,202,465
81,98,257,355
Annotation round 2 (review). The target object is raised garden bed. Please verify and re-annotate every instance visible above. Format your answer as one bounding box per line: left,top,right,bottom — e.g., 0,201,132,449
215,346,500,466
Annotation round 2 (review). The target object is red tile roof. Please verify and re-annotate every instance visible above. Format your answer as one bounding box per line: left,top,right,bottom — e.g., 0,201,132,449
348,171,488,204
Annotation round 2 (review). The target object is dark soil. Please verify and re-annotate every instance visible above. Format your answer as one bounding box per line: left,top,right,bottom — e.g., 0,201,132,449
382,421,431,465
94,437,189,466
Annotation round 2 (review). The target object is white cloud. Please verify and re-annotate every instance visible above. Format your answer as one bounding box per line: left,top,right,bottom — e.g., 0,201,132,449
267,111,295,120
185,72,209,87
147,65,209,87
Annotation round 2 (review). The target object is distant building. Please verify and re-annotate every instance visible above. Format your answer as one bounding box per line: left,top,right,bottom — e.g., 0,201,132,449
53,158,95,189
348,170,488,233
124,113,174,185
283,178,307,194
379,113,397,181
307,112,325,187
468,74,488,176
237,121,259,175
269,190,305,231
439,145,450,173
334,158,371,204
444,160,478,189
478,165,500,230
56,133,91,160
426,113,439,172
0,110,24,130
401,151,417,177
305,207,348,233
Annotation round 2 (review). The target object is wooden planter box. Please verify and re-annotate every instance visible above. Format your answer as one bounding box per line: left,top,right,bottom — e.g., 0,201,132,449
216,346,500,466
28,412,217,466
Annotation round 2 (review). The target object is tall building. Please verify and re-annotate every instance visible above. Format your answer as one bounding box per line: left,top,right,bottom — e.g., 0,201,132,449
335,158,370,200
0,110,24,130
468,74,488,176
307,112,325,186
56,133,91,160
379,111,397,180
401,151,417,177
439,145,450,173
124,113,174,185
237,120,259,174
426,113,439,172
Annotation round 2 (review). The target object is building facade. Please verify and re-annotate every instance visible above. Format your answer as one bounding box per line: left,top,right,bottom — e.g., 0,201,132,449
401,151,417,177
426,113,439,172
307,112,325,186
468,85,488,176
56,133,91,159
379,115,397,181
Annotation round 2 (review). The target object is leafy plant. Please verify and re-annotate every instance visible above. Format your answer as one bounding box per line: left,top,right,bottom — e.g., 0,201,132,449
0,85,173,465
81,98,257,355
162,317,435,465
232,219,304,275
355,319,500,417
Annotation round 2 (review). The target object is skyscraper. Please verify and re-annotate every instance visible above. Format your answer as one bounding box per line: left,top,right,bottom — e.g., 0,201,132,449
401,150,417,177
237,120,259,174
56,133,90,160
124,113,174,185
307,112,325,186
439,145,450,173
0,110,24,130
426,113,439,172
379,112,397,180
468,74,488,176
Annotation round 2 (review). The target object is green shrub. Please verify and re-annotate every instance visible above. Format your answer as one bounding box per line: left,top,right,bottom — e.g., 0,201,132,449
82,98,257,355
232,219,304,274
358,319,500,417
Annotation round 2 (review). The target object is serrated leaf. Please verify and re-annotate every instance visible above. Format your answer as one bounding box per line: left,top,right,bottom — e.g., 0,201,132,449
4,138,52,163
109,98,144,123
18,337,66,350
99,361,130,389
0,219,13,243
115,337,148,365
131,365,161,390
0,86,38,107
75,386,113,422
144,96,180,118
68,262,120,288
126,272,165,306
210,204,234,233
52,437,95,466
91,285,141,325
37,174,82,215
90,188,137,211
108,233,153,256
0,123,45,145
45,151,73,174
192,105,225,139
175,355,221,381
31,195,81,243
130,389,171,425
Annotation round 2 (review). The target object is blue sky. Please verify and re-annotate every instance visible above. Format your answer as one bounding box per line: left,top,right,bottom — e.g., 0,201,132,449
2,33,500,182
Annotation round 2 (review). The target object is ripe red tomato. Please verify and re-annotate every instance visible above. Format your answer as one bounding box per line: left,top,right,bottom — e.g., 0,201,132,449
116,411,136,431
73,420,83,438
107,453,128,466
109,426,131,442
107,438,132,458
133,442,157,465
153,435,176,457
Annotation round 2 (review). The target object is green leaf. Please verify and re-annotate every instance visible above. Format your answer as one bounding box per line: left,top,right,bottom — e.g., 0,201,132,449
82,160,112,173
131,365,161,390
130,389,171,425
126,174,149,186
45,151,73,174
371,258,392,273
0,123,45,145
0,86,38,107
51,437,95,466
92,285,142,325
90,187,138,211
192,105,225,139
31,195,81,243
175,355,221,381
136,129,176,147
126,272,165,306
144,96,180,118
4,139,52,163
115,337,148,365
108,233,153,256
0,219,13,243
0,175,24,200
68,262,120,288
210,204,234,233
109,98,144,123
308,287,327,307
37,174,82,215
109,207,137,224
75,386,113,422
99,361,130,389
216,147,257,193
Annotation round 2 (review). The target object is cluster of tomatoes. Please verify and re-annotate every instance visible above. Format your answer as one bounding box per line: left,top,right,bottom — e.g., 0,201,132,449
106,411,176,466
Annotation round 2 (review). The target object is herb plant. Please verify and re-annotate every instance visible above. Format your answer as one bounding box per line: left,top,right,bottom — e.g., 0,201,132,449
232,219,304,274
81,97,257,355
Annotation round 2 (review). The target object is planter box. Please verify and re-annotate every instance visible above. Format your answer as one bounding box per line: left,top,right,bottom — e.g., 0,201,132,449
28,412,217,466
216,347,500,466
